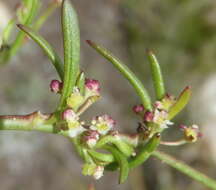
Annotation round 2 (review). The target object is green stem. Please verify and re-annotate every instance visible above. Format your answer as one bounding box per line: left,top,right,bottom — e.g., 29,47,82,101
0,112,68,137
152,150,216,190
160,139,187,146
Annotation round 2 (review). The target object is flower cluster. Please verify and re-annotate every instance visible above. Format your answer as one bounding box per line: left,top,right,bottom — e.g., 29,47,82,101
50,78,116,179
133,93,201,143
133,94,176,136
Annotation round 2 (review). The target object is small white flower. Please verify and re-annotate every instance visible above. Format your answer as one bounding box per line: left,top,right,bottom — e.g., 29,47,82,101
90,114,115,135
62,108,85,138
68,125,86,138
82,130,100,148
160,120,174,129
93,166,104,180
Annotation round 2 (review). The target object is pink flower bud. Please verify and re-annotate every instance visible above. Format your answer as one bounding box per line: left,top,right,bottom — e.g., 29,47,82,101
53,0,62,5
144,111,154,122
85,79,100,93
50,80,62,93
179,124,187,130
62,108,76,121
82,130,99,148
132,104,144,114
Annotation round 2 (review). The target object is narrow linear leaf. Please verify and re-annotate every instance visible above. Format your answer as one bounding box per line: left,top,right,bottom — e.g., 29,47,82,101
76,71,85,95
88,150,115,163
2,19,15,43
3,0,40,63
17,24,64,80
95,135,134,157
87,40,152,111
152,151,216,190
168,86,192,120
129,133,161,169
83,149,94,163
59,0,80,110
147,49,165,100
104,145,129,184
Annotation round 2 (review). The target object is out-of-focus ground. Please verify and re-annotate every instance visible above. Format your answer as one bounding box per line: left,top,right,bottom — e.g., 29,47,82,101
0,0,216,189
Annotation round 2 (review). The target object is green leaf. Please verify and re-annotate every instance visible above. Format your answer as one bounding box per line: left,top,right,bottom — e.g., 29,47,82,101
2,19,15,43
58,0,80,110
95,135,134,157
104,145,129,184
87,40,152,111
88,150,115,163
76,71,85,95
129,133,161,169
147,50,165,100
17,24,64,80
168,86,192,120
2,0,40,64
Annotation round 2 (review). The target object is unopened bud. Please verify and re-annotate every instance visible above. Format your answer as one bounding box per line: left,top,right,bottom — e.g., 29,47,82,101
144,111,154,122
133,104,144,114
50,80,62,93
62,108,77,122
52,0,62,5
85,79,100,93
82,130,99,148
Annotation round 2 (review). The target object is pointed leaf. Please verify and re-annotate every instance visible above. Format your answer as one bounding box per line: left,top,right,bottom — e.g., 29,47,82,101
59,0,80,110
168,86,192,120
87,40,152,111
2,0,40,63
88,150,115,163
2,19,15,43
129,133,161,169
17,24,64,80
95,135,134,157
147,50,165,100
104,145,129,184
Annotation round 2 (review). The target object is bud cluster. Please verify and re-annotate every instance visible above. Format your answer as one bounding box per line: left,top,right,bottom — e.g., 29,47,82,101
133,94,176,136
133,93,201,143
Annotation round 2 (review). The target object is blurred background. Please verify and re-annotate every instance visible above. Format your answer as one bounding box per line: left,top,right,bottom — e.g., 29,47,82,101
0,0,216,189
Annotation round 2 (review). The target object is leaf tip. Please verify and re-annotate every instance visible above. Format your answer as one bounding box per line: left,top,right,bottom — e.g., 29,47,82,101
146,48,154,55
181,86,192,95
16,24,23,29
86,40,94,46
185,85,192,90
